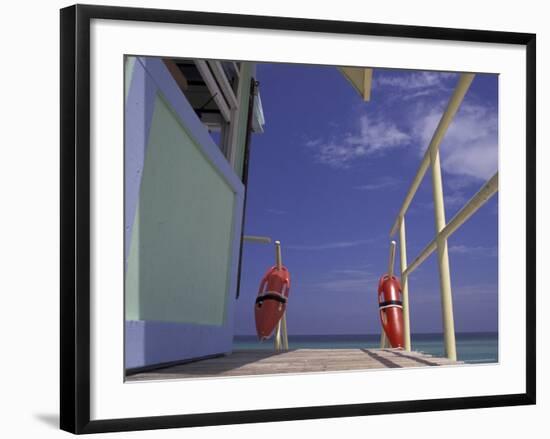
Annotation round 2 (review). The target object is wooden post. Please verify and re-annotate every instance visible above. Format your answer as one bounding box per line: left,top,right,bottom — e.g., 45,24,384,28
399,216,412,351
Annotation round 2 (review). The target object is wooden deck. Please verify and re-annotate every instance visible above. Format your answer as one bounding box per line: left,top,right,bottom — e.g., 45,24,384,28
127,349,462,381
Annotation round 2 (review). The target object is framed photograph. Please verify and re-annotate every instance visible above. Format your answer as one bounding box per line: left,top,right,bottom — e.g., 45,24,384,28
60,4,536,434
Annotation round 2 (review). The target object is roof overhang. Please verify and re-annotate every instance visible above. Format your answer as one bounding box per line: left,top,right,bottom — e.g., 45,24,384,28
339,67,373,102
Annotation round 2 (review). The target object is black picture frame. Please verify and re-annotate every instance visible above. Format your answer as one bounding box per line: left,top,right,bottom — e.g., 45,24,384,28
60,3,536,434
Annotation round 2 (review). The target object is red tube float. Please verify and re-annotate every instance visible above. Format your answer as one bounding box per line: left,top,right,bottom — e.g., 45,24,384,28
378,274,404,348
254,265,291,340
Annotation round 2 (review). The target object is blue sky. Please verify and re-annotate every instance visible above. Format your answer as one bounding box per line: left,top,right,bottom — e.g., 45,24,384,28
235,63,498,336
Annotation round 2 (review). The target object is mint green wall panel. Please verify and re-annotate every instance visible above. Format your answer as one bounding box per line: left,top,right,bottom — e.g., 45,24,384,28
125,198,141,321
127,92,236,325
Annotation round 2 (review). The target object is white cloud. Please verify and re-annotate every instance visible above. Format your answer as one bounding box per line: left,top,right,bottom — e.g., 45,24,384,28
444,192,467,208
414,102,498,181
446,176,479,191
411,282,497,304
449,244,497,257
305,138,322,147
376,72,498,181
354,176,400,191
409,191,465,212
301,266,378,294
287,238,374,251
454,283,498,296
313,277,376,294
305,73,497,181
350,115,411,153
375,71,457,100
307,114,410,168
330,267,372,276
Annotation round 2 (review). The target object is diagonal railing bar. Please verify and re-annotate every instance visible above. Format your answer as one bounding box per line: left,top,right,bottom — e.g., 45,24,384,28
403,172,499,278
390,74,475,236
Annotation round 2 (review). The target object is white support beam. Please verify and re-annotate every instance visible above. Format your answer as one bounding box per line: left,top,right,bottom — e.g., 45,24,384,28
195,60,231,122
208,61,239,109
232,62,241,78
227,62,247,167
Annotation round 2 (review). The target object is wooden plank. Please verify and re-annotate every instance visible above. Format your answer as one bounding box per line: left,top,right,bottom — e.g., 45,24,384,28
127,349,463,381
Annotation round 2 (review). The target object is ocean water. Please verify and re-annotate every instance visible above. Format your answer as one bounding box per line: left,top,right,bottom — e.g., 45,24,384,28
233,332,498,364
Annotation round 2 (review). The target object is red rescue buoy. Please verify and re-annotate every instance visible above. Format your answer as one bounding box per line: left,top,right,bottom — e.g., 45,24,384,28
378,274,404,348
254,265,291,340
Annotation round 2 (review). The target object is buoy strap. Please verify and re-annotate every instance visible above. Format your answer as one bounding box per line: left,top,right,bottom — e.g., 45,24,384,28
378,299,403,310
256,292,287,304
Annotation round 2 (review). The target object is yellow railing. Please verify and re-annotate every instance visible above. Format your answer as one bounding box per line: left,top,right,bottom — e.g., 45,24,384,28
388,73,499,360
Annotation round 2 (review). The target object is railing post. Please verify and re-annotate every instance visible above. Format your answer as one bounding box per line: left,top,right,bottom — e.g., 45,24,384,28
388,240,396,277
429,146,457,361
274,322,282,351
380,330,388,348
380,242,396,348
275,240,282,271
399,216,412,352
273,240,288,352
281,313,289,350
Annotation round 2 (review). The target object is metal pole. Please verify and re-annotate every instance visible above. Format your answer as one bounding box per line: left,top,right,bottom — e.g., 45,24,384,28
281,313,289,350
275,240,282,270
388,240,396,277
430,146,457,361
274,322,282,351
273,240,287,350
243,235,272,244
380,330,388,348
380,241,396,349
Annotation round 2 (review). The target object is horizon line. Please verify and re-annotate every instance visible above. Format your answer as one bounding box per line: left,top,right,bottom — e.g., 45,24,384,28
234,331,498,337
